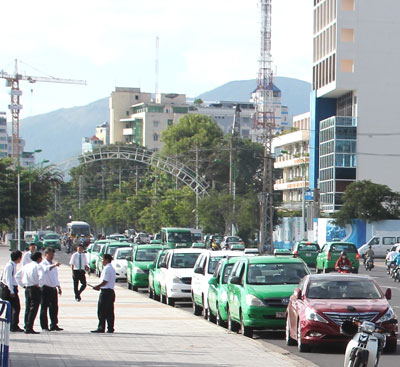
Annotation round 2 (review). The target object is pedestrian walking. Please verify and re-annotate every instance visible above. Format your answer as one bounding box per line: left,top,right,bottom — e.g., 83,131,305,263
22,243,36,266
15,251,43,334
69,244,89,302
40,247,63,331
1,250,24,332
91,254,116,334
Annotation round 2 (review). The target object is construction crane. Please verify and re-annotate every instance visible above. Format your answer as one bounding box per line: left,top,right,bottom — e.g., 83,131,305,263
0,59,86,160
254,0,275,254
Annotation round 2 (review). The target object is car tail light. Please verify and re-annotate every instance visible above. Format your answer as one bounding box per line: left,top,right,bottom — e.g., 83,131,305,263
293,251,298,258
327,252,331,261
356,253,360,260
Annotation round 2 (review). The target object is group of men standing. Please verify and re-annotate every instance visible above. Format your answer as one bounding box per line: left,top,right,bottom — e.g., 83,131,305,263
1,241,117,334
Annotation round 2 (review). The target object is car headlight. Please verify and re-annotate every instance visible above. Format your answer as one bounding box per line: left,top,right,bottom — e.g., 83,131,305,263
133,267,145,274
246,294,264,307
376,307,396,323
220,291,228,303
172,276,182,284
305,307,328,323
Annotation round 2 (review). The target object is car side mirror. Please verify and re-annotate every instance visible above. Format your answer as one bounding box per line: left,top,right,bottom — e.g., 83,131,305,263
194,267,203,274
385,288,392,300
229,276,241,285
126,256,132,262
208,277,218,286
159,262,167,268
294,288,302,300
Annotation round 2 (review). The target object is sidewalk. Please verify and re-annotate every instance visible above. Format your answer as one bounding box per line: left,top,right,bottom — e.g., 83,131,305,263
0,245,315,367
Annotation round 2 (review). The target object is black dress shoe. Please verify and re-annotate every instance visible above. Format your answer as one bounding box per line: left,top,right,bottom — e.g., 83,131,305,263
25,330,40,334
42,328,50,331
106,330,114,333
90,329,104,333
50,326,63,331
11,327,25,332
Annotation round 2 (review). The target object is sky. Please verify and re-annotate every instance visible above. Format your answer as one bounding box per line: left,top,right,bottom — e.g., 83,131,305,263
0,0,313,119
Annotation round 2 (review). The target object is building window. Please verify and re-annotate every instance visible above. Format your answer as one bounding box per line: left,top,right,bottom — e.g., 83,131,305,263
126,124,130,128
342,0,355,11
341,59,354,73
153,133,159,142
341,28,354,43
153,120,159,128
135,95,139,100
126,111,130,116
167,120,173,126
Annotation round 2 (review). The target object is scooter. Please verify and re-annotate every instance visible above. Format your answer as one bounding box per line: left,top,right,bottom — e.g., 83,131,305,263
337,265,354,274
341,306,397,367
364,257,374,271
392,266,400,282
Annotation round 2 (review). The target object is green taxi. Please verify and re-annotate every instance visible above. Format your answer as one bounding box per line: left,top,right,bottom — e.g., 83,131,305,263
127,244,164,291
87,240,109,272
315,241,360,273
292,241,320,267
96,242,131,276
207,257,241,327
148,249,168,300
227,256,309,338
42,233,61,250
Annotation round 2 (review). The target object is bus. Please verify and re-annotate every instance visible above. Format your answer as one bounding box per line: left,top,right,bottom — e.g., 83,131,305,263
160,227,192,248
67,221,91,245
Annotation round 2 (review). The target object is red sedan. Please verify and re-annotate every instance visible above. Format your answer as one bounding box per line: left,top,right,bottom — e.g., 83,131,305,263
286,274,398,353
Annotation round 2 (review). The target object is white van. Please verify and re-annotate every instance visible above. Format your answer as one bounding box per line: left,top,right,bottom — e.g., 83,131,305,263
358,235,400,258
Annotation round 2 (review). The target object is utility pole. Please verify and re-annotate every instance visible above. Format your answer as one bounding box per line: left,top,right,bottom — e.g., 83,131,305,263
78,175,84,209
256,0,275,254
230,104,241,235
195,145,199,229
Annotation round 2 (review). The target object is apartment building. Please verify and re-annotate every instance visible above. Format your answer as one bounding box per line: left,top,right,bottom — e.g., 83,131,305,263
109,88,189,151
273,113,310,210
310,0,400,212
0,112,7,158
96,122,109,145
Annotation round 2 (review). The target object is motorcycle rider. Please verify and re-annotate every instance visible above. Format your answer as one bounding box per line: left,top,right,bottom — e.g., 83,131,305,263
335,251,352,272
386,246,398,272
364,245,375,269
392,248,400,274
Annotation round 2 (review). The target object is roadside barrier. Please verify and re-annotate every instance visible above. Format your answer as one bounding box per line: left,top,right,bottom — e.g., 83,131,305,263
0,300,10,367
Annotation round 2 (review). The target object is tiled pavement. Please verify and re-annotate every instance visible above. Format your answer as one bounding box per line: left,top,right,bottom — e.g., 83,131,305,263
0,244,315,367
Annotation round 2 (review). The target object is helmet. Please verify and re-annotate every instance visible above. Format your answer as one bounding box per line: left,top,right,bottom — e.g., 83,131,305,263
341,251,347,257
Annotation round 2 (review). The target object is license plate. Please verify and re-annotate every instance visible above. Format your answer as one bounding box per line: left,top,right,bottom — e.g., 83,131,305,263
306,253,311,257
276,312,286,319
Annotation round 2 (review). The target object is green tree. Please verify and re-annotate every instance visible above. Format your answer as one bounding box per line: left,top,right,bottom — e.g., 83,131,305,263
334,180,400,226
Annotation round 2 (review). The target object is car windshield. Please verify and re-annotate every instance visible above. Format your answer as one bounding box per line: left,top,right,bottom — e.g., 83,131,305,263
307,279,382,299
116,249,131,260
171,253,200,268
71,225,90,236
107,247,118,256
222,264,234,284
247,263,309,285
44,234,59,240
298,244,319,251
330,243,356,253
208,256,223,274
135,249,160,262
168,232,192,243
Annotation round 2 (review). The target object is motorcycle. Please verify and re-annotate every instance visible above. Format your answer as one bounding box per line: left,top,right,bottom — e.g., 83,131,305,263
364,257,374,271
386,260,395,275
337,265,354,274
391,266,400,282
341,305,398,367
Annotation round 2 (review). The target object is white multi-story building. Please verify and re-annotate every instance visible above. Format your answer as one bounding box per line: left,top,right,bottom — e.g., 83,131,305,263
273,113,310,210
109,88,188,151
96,122,109,145
0,112,7,158
310,0,400,212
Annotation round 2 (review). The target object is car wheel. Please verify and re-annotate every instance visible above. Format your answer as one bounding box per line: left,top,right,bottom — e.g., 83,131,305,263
161,293,167,304
216,304,226,328
297,322,311,352
353,268,359,274
193,299,202,316
166,294,175,307
154,291,160,301
323,266,330,274
128,282,132,290
384,340,397,353
132,286,138,292
228,309,240,333
202,296,208,319
208,308,216,324
285,316,296,346
240,312,253,338
315,267,321,274
149,287,154,299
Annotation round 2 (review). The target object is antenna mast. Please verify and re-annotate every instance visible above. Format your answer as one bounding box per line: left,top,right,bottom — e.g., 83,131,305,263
255,0,275,254
155,36,160,98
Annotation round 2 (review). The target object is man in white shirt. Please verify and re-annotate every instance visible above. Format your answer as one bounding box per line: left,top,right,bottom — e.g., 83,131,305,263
69,244,89,302
15,251,43,334
1,250,24,332
22,243,37,266
40,247,62,331
91,254,116,333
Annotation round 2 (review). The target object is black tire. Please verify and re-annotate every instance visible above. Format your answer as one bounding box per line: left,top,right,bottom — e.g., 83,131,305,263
161,293,166,304
240,312,253,338
297,322,311,352
315,267,321,274
202,296,208,319
208,309,216,323
132,286,138,292
285,316,296,346
216,305,227,328
384,340,397,353
353,268,359,274
149,287,154,299
193,298,202,316
348,356,362,367
228,309,240,333
128,282,132,290
322,266,330,274
166,294,175,307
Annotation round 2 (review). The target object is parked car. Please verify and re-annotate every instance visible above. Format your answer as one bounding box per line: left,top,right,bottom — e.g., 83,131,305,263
221,236,243,249
358,235,400,258
108,233,126,241
244,248,259,256
126,244,164,291
292,241,320,267
148,249,168,300
316,242,360,273
286,274,397,352
192,250,243,317
112,247,132,281
42,233,61,250
226,256,310,338
230,243,245,251
159,248,205,306
96,242,131,276
160,227,193,248
192,242,206,249
207,257,242,326
134,232,150,244
87,240,109,273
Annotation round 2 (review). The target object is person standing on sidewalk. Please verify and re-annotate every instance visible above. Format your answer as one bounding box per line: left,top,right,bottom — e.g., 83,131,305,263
69,244,89,302
1,250,24,332
40,247,63,331
91,254,116,334
15,251,43,334
22,243,36,266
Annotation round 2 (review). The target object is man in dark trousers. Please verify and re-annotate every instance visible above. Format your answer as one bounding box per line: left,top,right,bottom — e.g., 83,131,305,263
69,244,89,302
40,247,63,331
15,251,43,334
1,250,24,332
91,254,116,333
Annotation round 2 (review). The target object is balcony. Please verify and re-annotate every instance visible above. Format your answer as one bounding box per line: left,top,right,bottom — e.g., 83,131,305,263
274,155,309,169
320,116,357,130
274,178,309,191
123,128,133,136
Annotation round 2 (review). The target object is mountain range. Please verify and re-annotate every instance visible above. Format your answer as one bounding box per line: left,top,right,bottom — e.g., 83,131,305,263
20,77,311,164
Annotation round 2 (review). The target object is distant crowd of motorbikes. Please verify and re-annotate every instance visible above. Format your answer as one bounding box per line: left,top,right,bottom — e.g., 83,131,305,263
385,245,400,281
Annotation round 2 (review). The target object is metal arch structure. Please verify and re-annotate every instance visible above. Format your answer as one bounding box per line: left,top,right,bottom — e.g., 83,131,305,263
58,146,210,198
